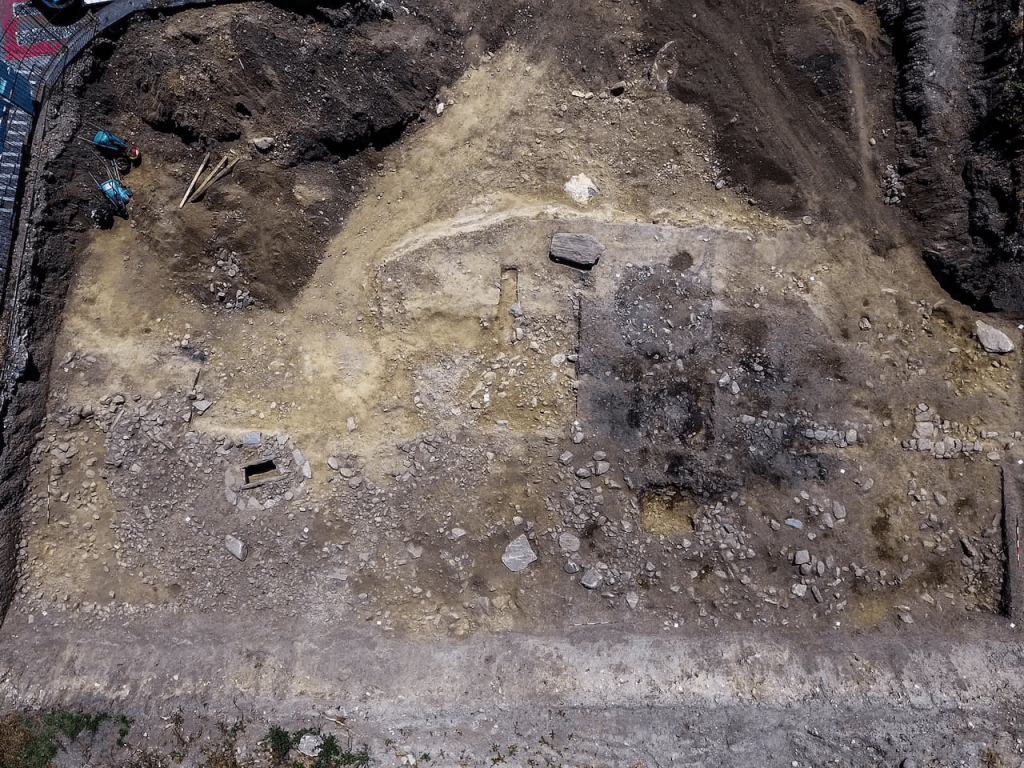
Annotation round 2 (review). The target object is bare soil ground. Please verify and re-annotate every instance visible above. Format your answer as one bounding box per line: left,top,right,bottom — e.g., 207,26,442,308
2,0,1024,765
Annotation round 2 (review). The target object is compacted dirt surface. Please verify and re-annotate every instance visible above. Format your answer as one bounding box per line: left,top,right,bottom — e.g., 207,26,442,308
3,0,1024,765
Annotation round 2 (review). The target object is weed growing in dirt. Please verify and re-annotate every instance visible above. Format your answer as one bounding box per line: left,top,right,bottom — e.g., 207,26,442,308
263,724,369,767
0,708,114,768
266,725,292,761
118,714,134,746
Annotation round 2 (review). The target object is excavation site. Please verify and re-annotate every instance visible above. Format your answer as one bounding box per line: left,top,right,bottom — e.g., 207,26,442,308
2,0,1024,765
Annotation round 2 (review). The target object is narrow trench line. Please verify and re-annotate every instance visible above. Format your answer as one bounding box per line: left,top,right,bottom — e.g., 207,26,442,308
499,266,519,345
574,294,583,419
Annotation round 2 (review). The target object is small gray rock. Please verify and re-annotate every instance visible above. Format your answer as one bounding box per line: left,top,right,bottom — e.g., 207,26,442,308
550,232,605,269
558,532,581,553
976,320,1015,354
502,534,538,572
625,591,639,608
960,537,977,558
253,137,276,152
785,518,804,530
793,549,811,566
192,399,214,414
224,534,247,561
564,560,581,574
580,568,603,589
791,583,808,598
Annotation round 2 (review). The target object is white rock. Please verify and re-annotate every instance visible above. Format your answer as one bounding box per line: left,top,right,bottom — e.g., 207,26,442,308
580,568,603,589
626,591,639,609
224,534,247,561
564,174,598,204
502,534,538,572
297,733,323,757
976,320,1015,354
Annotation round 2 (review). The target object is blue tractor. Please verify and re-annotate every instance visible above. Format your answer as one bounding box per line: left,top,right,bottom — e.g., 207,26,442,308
90,159,131,218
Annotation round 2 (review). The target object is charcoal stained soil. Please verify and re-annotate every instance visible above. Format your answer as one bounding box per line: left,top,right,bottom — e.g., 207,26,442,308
1,0,1024,765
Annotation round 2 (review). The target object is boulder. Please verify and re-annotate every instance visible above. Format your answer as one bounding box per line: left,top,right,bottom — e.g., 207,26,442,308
502,534,537,572
550,232,605,268
976,320,1015,354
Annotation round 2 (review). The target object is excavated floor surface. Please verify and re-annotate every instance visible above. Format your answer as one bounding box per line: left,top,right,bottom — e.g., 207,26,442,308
2,1,1024,765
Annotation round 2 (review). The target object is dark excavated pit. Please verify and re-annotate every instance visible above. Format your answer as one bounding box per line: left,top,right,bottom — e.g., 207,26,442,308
242,458,282,488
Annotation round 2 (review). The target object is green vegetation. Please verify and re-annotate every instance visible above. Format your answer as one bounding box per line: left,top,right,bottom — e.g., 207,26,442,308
0,708,114,768
117,714,133,747
262,724,369,767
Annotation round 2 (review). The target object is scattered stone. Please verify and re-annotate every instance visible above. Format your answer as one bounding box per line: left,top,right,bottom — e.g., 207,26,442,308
793,549,811,566
976,320,1015,354
559,451,574,465
558,532,581,553
625,590,639,609
224,534,247,561
550,232,605,268
564,560,581,574
502,534,537,572
407,543,423,559
785,518,804,530
347,416,357,432
580,568,603,589
859,317,871,330
192,399,214,414
451,527,467,540
899,610,914,624
791,583,807,598
960,537,978,558
609,80,626,96
297,733,323,757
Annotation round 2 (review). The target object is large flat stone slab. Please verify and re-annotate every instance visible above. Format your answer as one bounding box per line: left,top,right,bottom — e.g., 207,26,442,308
502,534,537,572
549,232,605,269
